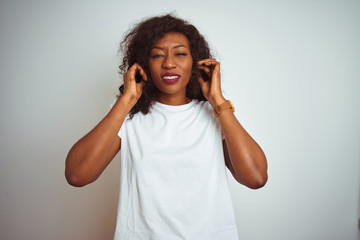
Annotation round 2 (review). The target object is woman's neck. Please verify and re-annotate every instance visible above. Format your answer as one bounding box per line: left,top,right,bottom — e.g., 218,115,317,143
156,92,191,106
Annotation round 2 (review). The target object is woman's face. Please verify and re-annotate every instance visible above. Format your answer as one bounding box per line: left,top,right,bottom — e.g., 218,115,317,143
148,32,193,104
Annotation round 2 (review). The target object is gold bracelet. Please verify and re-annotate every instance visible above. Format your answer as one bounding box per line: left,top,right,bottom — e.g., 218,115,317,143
213,100,235,117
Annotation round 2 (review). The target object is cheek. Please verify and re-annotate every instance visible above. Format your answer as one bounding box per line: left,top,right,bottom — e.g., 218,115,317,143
185,62,193,77
148,62,159,79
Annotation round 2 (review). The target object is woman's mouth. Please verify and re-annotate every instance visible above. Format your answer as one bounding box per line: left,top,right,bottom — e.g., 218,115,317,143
161,72,180,84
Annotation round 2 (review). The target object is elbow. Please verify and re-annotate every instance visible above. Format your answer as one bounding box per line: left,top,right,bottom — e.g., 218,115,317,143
236,171,268,190
65,153,94,187
244,156,268,189
247,173,268,189
65,167,91,187
65,171,86,187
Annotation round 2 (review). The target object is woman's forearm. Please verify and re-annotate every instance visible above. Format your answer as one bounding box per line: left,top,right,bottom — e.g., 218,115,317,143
217,106,268,189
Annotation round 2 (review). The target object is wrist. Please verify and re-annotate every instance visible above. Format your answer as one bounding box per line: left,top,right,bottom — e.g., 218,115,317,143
209,95,226,109
212,100,235,117
118,94,138,111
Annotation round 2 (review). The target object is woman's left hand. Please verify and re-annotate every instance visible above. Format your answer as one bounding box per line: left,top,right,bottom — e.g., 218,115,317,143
197,59,226,107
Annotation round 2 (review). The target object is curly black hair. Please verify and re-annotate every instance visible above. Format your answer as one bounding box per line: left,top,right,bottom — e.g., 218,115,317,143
118,14,212,118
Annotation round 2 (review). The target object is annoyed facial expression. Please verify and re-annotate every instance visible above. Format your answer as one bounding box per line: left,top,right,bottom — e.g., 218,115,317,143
149,32,193,104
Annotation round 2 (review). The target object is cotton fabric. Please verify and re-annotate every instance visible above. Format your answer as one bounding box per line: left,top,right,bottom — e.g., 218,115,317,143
114,100,239,240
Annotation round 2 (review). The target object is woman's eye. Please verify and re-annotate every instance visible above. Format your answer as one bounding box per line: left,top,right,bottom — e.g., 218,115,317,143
151,54,163,59
175,52,188,56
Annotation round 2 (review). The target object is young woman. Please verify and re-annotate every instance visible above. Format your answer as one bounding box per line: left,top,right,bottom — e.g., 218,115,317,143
65,14,267,240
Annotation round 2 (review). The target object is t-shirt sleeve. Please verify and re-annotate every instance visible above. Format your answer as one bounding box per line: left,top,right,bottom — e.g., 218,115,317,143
204,101,225,140
110,98,125,139
217,117,225,140
118,123,124,139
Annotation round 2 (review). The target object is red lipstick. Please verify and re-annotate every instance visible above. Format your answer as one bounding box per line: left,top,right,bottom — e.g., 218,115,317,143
161,72,180,84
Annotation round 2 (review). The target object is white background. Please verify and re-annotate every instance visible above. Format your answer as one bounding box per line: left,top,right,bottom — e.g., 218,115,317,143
0,0,359,239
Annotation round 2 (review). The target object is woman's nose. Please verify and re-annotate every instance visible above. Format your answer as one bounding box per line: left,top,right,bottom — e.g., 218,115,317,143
162,55,176,69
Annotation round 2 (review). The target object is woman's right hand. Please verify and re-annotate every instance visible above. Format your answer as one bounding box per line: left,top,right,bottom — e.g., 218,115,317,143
123,63,147,104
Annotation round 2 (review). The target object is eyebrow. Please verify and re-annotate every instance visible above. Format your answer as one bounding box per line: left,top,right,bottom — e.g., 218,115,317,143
151,45,188,50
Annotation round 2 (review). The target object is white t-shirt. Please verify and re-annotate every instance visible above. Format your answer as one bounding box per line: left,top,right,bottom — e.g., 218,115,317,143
114,100,239,240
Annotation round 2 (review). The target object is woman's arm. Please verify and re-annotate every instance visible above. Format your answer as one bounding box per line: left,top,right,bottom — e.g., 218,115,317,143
197,59,268,189
65,95,132,187
219,109,267,189
65,63,147,187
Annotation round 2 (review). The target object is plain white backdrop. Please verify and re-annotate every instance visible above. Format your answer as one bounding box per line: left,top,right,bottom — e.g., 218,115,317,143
0,0,359,239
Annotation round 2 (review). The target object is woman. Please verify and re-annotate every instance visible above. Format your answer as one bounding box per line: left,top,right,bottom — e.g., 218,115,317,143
65,14,267,240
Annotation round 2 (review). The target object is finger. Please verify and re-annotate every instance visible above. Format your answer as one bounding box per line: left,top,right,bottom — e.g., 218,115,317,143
197,58,216,65
204,60,218,67
213,62,220,73
139,68,148,81
197,76,209,95
197,59,217,67
137,79,145,89
127,64,139,80
197,59,208,65
197,65,211,76
197,76,205,86
136,64,148,81
129,63,148,82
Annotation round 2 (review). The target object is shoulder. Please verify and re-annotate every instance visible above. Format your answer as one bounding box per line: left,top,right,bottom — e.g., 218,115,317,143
194,100,214,117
